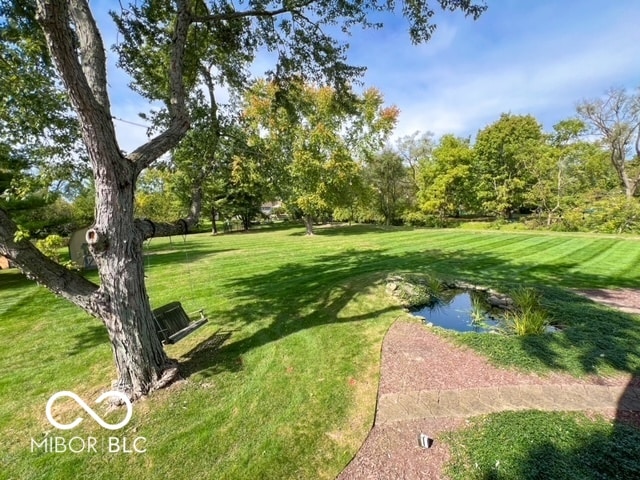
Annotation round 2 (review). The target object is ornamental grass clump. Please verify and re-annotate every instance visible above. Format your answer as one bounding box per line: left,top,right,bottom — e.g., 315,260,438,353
470,295,487,325
504,287,549,336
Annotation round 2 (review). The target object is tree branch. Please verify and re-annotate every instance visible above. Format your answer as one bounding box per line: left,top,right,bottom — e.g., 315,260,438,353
36,0,121,166
0,209,101,315
129,0,192,172
68,0,111,111
192,0,315,23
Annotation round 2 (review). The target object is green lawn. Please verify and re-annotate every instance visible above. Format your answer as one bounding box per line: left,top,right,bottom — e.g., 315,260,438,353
444,411,640,479
2,224,640,479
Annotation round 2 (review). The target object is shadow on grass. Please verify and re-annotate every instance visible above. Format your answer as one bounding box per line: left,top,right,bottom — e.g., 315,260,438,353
0,268,34,293
142,247,236,269
508,386,640,480
180,245,640,382
179,330,240,377
69,323,108,355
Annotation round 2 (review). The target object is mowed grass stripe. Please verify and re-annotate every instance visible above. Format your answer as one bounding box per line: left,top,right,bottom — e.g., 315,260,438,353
617,245,640,280
505,237,603,269
4,225,640,480
412,230,512,252
481,234,564,256
443,233,539,256
573,241,640,286
564,240,613,270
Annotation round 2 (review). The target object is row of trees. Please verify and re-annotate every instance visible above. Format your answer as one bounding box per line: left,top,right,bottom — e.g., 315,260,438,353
368,110,628,229
403,87,639,233
120,87,640,235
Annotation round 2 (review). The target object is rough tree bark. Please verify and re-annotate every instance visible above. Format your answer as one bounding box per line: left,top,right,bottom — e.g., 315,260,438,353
2,0,196,399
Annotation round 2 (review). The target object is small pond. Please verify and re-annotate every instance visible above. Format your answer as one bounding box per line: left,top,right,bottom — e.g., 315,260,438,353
410,289,503,333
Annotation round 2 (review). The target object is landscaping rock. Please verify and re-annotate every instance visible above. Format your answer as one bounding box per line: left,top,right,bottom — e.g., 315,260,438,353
385,274,432,307
486,292,514,308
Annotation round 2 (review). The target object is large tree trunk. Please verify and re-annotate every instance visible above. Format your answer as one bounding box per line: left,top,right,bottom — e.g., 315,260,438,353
87,170,176,397
25,0,194,399
0,204,183,399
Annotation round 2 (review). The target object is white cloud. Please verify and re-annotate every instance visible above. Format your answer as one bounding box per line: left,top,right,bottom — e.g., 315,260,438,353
91,0,639,147
353,0,640,139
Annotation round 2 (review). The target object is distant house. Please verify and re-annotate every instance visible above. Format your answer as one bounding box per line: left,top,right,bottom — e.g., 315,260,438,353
260,201,284,218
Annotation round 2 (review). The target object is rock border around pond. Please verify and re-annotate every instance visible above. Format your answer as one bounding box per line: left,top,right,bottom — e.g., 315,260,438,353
385,274,514,310
385,274,560,335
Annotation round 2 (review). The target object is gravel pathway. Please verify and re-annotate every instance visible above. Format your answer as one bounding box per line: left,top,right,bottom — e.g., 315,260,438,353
338,313,640,480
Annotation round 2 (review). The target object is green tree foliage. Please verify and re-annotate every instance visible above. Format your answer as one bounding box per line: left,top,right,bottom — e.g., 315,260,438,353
560,193,640,234
473,113,545,217
525,119,618,226
0,0,87,234
224,152,273,230
135,168,186,222
418,134,474,218
111,0,486,234
363,149,411,225
244,80,398,234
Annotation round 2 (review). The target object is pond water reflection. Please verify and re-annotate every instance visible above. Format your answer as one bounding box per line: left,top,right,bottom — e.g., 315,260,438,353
410,290,503,333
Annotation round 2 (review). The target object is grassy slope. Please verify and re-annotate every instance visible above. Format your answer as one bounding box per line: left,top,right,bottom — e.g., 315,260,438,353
1,225,640,479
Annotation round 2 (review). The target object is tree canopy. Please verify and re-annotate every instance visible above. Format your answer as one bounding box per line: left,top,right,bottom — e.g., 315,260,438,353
0,0,488,398
243,80,398,233
473,113,544,218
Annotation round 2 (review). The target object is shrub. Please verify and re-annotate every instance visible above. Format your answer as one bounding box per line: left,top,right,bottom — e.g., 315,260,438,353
35,234,76,269
550,209,584,232
547,194,640,234
402,211,449,228
35,234,68,263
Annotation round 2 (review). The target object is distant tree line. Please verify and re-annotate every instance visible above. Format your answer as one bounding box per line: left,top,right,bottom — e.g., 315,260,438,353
100,88,640,234
7,85,640,238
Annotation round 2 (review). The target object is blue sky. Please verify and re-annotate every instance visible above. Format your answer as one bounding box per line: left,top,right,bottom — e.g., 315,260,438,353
94,1,640,152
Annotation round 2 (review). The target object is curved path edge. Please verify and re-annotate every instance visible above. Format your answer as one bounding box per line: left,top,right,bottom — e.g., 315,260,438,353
338,319,640,479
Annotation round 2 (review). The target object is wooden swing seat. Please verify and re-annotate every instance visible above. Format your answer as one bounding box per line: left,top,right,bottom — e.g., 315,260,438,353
152,301,208,344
